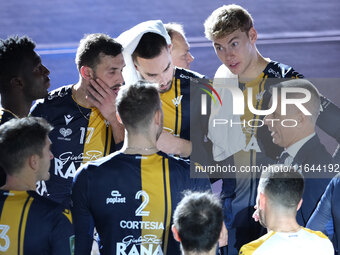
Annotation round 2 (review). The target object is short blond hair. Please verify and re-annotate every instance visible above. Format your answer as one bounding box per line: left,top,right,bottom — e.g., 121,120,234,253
204,4,253,40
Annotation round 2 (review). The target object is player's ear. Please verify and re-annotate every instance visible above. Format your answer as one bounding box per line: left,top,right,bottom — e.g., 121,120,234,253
297,199,303,211
259,192,266,209
248,27,257,43
80,66,93,81
171,225,181,243
28,154,39,172
154,109,163,126
10,76,24,90
116,112,123,125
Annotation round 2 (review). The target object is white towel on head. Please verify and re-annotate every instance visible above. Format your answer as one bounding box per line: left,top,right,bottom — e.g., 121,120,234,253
208,64,246,161
116,20,171,86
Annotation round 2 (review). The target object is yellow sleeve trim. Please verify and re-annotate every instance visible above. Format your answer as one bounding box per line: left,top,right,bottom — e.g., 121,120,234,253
239,231,276,255
303,227,329,239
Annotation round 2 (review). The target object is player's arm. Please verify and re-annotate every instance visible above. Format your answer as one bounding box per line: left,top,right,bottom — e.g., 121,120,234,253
71,167,94,255
156,130,192,157
306,177,335,235
50,208,75,255
87,78,125,144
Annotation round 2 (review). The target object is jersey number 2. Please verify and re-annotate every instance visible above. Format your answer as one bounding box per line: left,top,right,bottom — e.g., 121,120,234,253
135,191,150,216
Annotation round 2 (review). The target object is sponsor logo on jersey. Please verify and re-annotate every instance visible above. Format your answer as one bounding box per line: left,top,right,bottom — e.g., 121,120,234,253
60,128,72,137
267,68,280,78
120,221,164,230
172,95,183,107
58,128,72,141
116,235,163,255
58,150,103,165
256,90,266,102
64,115,74,125
53,151,103,179
107,190,126,205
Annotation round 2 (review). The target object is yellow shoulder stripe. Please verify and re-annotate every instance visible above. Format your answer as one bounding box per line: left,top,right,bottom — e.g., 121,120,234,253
239,231,275,255
303,227,329,239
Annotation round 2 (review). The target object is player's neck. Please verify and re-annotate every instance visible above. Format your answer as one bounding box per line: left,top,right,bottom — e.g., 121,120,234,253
123,132,158,155
184,248,217,255
1,94,31,118
267,212,301,233
72,80,93,108
1,174,36,191
238,51,270,83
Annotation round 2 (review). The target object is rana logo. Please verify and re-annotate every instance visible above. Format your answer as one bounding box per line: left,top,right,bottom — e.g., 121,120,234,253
200,82,222,115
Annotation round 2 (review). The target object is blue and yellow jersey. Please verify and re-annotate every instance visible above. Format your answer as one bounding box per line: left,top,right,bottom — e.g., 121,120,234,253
0,109,17,125
223,61,303,232
160,67,205,141
239,228,334,255
71,151,211,255
0,190,74,255
31,85,120,205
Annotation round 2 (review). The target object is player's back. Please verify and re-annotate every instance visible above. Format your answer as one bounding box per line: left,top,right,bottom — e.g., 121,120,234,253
239,228,334,255
72,151,211,255
0,190,74,255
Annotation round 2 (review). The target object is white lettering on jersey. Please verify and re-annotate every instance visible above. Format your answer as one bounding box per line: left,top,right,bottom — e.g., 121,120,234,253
106,190,126,205
117,235,163,255
172,95,183,107
54,159,76,179
120,221,164,230
58,151,103,165
36,180,48,196
0,225,10,252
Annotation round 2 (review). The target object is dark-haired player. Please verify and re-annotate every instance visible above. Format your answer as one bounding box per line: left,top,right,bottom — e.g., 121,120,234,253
0,35,50,186
117,20,211,160
72,81,211,254
31,33,125,205
172,191,224,255
240,167,333,254
0,117,74,255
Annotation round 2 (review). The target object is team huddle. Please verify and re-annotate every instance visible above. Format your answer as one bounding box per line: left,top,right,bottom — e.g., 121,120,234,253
0,4,339,255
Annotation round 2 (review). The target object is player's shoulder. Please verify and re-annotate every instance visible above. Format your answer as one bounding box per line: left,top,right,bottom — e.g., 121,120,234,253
74,152,117,178
32,84,74,110
29,191,71,220
302,227,331,240
0,109,16,125
157,151,190,170
175,67,206,80
264,61,304,78
239,231,276,255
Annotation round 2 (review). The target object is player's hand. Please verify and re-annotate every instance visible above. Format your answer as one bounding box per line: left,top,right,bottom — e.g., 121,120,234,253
157,131,177,154
87,78,121,122
218,222,228,247
156,130,192,157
